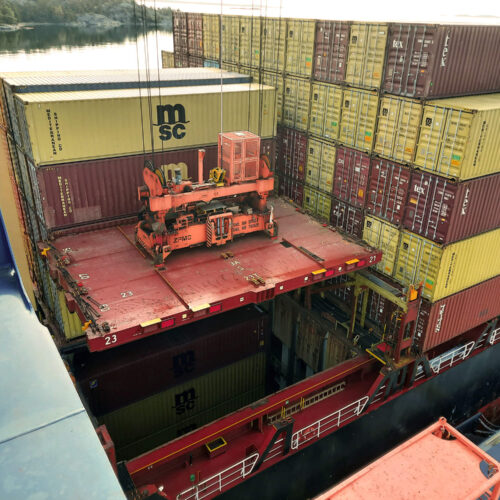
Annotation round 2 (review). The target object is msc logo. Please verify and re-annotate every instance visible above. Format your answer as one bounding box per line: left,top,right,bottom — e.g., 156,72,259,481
155,104,190,141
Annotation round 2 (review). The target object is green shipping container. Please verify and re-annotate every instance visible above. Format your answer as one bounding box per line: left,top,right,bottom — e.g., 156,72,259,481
283,76,311,132
309,82,343,141
303,186,332,221
305,138,336,192
203,14,220,60
261,70,284,123
222,15,240,64
239,16,262,68
261,17,286,72
285,19,315,77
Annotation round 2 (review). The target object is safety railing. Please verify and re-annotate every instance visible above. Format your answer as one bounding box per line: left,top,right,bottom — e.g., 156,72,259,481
429,341,475,374
489,328,500,346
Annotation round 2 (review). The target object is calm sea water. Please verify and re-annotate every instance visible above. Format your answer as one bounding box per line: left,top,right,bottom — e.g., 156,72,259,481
0,25,173,72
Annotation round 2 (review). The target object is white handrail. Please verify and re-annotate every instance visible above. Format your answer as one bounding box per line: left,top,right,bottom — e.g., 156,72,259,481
429,341,475,373
489,327,500,345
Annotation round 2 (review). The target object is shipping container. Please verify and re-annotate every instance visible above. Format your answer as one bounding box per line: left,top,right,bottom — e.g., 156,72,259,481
362,215,400,277
305,138,336,192
366,158,410,225
187,56,203,68
309,81,343,140
261,71,284,123
330,197,364,239
57,289,83,340
202,14,220,60
313,21,351,84
173,11,188,54
187,13,203,58
362,272,401,329
99,352,266,457
394,228,500,302
339,88,379,152
303,186,332,221
374,95,422,164
221,15,240,64
15,83,276,165
384,24,500,98
283,76,311,132
74,305,268,416
285,19,315,77
239,16,261,68
345,23,388,89
414,94,500,181
174,52,189,68
277,174,304,206
261,17,286,72
277,126,307,181
221,62,239,72
203,59,219,68
161,51,175,69
405,171,500,244
416,275,500,352
239,65,260,84
333,146,371,208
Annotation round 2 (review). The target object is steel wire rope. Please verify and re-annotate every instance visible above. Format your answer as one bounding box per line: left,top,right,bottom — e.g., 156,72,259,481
153,0,165,161
220,0,224,163
246,0,255,133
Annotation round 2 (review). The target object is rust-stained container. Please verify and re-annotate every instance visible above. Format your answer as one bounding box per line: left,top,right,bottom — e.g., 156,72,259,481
333,146,371,208
174,52,189,68
74,305,268,416
309,81,343,141
239,16,261,68
415,94,500,181
366,158,410,225
416,275,500,352
221,15,240,64
313,21,351,84
187,56,203,68
384,24,500,98
277,174,304,206
404,171,500,244
345,23,388,89
303,186,332,221
173,11,188,54
187,13,203,58
99,352,266,459
277,126,307,181
374,95,422,164
161,51,175,69
330,197,365,239
363,272,401,328
283,76,311,132
394,228,500,302
261,17,286,72
15,83,276,165
285,19,315,77
261,70,284,123
363,215,401,277
339,88,379,152
203,14,220,60
305,138,336,192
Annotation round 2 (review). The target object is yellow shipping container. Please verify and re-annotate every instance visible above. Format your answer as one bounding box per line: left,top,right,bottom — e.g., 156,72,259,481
339,88,379,152
285,19,315,77
345,23,388,89
414,94,500,180
362,215,401,277
100,352,266,451
261,17,286,72
303,186,331,220
15,84,276,165
161,50,175,69
374,95,422,163
261,70,284,123
394,228,500,302
203,14,220,60
221,62,238,72
239,16,261,68
239,65,260,84
221,15,240,64
309,82,343,141
305,138,336,192
283,76,311,132
58,290,84,340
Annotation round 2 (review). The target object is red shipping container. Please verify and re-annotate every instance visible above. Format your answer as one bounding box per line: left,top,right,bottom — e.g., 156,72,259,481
384,24,500,98
313,21,350,84
73,305,269,416
278,174,304,206
187,13,203,58
174,52,190,68
404,171,500,244
173,11,188,54
366,159,410,225
333,146,371,208
330,197,365,239
187,55,204,68
277,126,307,181
416,275,500,352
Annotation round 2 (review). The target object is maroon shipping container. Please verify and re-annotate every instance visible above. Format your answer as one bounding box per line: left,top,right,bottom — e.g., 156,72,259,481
187,13,203,58
313,21,350,84
333,146,371,208
174,52,190,68
278,173,304,206
330,197,364,239
277,126,307,181
173,11,188,54
404,171,500,244
416,275,500,352
73,305,269,416
188,55,204,68
366,158,410,225
384,24,500,98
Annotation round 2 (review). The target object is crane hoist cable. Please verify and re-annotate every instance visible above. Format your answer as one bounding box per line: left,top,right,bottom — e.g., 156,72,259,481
153,0,165,157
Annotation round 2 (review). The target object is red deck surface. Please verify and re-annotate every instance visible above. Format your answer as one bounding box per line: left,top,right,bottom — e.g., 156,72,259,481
49,198,381,351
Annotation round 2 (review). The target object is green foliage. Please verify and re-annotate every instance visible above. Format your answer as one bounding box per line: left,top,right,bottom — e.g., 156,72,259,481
0,0,17,24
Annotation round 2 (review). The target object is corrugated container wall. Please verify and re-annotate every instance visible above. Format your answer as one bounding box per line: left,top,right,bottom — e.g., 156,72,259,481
187,56,203,67
309,82,343,141
278,175,304,206
305,138,336,192
366,159,410,225
173,11,188,54
339,88,379,152
277,126,307,181
384,24,500,98
415,94,500,181
285,20,315,77
394,228,500,302
404,171,500,244
416,275,500,352
333,146,371,207
187,13,203,58
363,215,400,276
313,21,351,84
15,84,276,165
345,23,388,89
174,52,189,68
374,96,422,164
283,76,311,132
261,17,286,72
330,198,365,239
239,16,261,68
161,51,175,69
303,186,332,220
203,14,220,60
261,71,284,123
222,16,240,64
